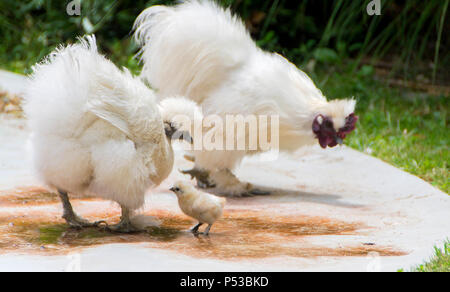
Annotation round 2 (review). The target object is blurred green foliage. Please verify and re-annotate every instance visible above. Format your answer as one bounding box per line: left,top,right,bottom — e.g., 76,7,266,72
0,0,170,73
0,0,448,82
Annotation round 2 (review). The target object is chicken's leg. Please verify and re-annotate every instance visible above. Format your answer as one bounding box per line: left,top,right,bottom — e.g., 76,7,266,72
102,205,140,233
58,190,103,229
203,224,213,236
190,222,203,234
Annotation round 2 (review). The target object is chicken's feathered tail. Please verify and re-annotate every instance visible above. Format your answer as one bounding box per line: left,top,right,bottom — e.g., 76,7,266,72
26,34,161,145
25,35,100,138
134,0,257,102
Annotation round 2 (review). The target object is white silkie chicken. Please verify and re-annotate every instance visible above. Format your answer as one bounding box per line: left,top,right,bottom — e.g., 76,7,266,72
24,35,201,232
170,181,226,235
134,0,357,196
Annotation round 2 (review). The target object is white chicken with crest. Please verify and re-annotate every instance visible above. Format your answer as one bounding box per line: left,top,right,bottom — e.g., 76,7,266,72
25,35,201,232
134,0,358,196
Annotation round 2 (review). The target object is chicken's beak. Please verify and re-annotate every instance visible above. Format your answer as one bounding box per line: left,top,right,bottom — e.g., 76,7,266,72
180,131,194,144
336,136,344,145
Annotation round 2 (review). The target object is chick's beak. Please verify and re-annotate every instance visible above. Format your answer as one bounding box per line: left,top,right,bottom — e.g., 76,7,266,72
169,187,176,192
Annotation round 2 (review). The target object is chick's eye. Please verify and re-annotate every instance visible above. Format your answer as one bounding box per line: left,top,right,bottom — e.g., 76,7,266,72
175,187,180,191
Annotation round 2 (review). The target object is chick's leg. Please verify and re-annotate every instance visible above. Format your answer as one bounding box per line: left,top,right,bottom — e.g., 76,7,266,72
58,190,102,229
203,224,213,236
103,205,140,233
190,222,203,234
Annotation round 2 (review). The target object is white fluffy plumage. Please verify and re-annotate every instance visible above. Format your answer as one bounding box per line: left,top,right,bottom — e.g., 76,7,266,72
170,181,226,235
134,0,356,195
24,35,201,230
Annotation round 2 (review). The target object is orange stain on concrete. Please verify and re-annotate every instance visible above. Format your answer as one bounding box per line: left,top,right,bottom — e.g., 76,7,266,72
0,187,407,259
0,187,58,206
0,186,100,207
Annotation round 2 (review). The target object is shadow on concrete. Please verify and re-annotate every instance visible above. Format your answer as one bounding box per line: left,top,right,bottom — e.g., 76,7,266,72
207,184,364,208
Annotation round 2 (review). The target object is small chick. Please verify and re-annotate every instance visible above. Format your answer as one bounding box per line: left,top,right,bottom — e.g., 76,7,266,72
170,181,226,235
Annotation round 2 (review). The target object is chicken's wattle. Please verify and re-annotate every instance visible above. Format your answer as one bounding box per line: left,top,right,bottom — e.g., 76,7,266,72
313,113,358,149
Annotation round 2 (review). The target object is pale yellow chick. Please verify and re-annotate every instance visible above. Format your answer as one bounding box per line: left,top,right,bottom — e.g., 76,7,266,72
170,181,226,235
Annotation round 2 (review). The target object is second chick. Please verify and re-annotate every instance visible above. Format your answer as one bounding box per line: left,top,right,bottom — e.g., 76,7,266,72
170,181,226,235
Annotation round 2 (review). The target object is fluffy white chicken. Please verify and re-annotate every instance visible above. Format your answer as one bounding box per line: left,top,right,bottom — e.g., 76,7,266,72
134,0,358,196
170,181,226,235
24,35,201,232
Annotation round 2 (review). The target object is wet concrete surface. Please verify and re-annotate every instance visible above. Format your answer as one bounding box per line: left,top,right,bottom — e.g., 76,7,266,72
0,188,406,259
0,115,448,271
0,70,27,96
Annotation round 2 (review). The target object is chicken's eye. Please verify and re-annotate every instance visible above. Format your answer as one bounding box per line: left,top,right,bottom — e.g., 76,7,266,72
175,187,180,191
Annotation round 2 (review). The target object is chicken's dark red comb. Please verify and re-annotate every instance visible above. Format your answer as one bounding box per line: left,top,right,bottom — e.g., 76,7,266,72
337,113,358,138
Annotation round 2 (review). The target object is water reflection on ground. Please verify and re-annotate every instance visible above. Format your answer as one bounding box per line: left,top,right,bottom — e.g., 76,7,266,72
0,187,406,259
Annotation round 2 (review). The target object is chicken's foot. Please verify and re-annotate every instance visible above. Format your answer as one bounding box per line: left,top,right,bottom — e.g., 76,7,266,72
210,169,271,197
100,205,140,233
190,222,203,234
58,190,105,229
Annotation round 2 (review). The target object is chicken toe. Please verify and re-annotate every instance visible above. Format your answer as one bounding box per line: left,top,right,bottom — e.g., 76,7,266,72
102,220,140,233
101,206,140,233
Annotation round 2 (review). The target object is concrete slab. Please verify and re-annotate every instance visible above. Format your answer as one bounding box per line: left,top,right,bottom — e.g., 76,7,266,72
0,114,448,272
0,70,28,96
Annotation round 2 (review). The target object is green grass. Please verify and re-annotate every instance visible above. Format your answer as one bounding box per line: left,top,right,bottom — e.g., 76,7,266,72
414,240,450,272
398,240,450,272
309,64,449,194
